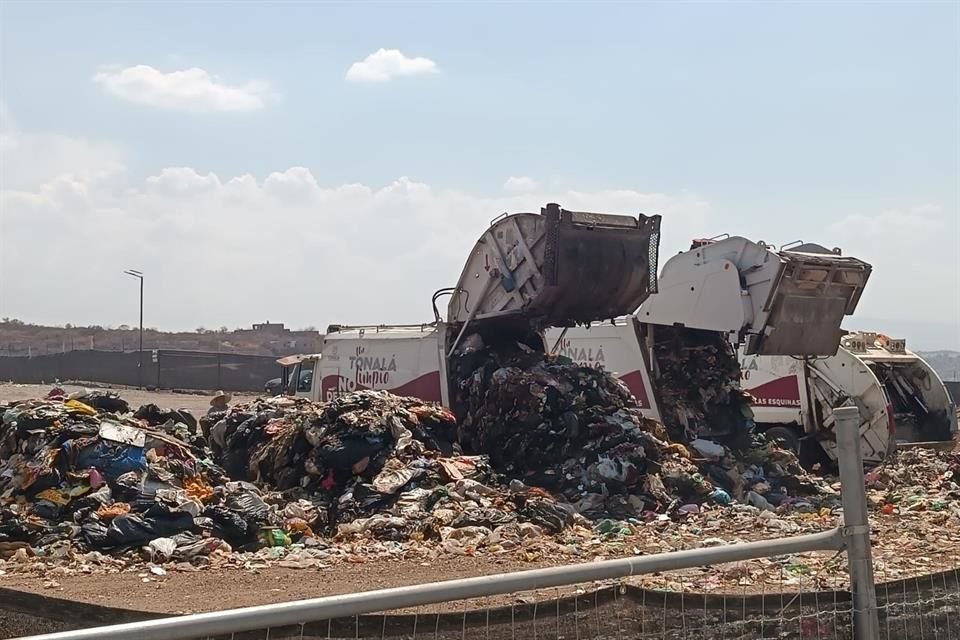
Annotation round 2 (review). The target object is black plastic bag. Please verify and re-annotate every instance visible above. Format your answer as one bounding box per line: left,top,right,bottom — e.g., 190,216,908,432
81,519,110,548
202,505,251,543
223,483,270,523
135,404,198,432
317,435,385,471
106,506,193,547
71,486,113,514
451,507,516,528
518,497,575,534
76,391,129,414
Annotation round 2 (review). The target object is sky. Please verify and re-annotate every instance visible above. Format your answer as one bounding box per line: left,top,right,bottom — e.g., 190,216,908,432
0,1,958,349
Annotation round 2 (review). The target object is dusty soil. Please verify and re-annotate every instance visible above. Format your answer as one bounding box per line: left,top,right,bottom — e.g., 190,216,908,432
0,555,583,615
0,383,256,417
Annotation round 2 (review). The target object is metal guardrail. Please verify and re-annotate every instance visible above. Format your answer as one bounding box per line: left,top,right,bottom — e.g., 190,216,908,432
15,407,882,640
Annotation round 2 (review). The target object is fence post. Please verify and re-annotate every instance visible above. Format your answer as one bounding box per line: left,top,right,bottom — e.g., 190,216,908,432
835,405,881,639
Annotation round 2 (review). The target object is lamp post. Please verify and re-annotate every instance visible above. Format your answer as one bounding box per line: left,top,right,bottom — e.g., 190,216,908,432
124,270,144,389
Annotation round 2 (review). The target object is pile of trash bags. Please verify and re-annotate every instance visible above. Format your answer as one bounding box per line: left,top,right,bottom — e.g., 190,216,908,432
213,391,580,540
452,336,693,512
0,391,304,559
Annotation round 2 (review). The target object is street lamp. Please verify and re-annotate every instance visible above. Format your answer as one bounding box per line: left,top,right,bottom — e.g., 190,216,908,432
124,269,144,389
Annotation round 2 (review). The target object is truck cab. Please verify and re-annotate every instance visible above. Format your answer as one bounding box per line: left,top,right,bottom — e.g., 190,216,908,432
275,353,322,398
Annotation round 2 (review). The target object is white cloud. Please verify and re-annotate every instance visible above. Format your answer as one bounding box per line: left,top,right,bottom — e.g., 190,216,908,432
93,65,272,112
827,204,959,346
13,120,953,347
145,167,221,196
3,116,956,349
503,176,539,193
345,49,438,83
0,107,124,191
263,167,322,201
0,125,710,332
828,204,945,237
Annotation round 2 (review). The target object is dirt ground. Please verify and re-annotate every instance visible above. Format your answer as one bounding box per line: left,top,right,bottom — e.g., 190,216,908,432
0,555,582,616
0,382,257,416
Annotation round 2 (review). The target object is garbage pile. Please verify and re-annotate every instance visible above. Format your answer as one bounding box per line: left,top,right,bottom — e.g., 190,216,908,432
214,391,582,540
0,371,837,569
651,326,754,444
865,447,960,514
0,396,302,560
449,333,826,521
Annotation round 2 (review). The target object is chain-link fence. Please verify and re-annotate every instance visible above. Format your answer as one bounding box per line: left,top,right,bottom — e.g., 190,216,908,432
0,349,278,391
15,562,959,640
200,568,958,640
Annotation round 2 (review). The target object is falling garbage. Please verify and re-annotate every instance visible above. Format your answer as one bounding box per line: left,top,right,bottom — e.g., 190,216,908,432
650,326,756,445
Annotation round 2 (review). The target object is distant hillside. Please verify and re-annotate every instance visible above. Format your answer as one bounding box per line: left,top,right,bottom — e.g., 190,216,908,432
0,319,321,358
918,350,960,382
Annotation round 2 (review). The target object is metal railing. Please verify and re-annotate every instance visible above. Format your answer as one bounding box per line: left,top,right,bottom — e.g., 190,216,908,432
15,407,887,640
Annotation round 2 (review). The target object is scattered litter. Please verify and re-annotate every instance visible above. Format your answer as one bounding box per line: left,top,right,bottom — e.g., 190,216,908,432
0,386,956,590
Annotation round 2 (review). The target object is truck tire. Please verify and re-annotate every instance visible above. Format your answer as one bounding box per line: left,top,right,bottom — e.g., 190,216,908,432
762,426,801,453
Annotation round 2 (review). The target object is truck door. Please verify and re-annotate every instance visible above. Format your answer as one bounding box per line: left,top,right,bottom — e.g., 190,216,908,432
744,249,872,356
447,204,662,329
738,352,806,429
637,238,872,357
804,350,892,465
290,359,316,399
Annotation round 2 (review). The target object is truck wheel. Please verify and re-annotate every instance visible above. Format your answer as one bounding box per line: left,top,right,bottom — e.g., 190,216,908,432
763,426,800,453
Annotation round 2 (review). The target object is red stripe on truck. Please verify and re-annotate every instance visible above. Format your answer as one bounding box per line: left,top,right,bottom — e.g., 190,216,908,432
321,371,443,403
620,370,651,409
746,375,802,407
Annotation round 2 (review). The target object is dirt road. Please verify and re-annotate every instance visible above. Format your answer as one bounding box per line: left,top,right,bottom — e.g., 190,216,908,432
0,383,256,416
0,555,579,616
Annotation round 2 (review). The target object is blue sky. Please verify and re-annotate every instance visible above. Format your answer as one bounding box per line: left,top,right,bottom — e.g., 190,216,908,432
1,1,958,348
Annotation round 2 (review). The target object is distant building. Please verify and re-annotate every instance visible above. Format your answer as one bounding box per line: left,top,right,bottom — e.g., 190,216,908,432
252,321,286,332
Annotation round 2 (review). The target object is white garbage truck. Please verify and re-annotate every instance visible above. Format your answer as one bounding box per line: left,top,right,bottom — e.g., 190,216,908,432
545,237,953,465
739,332,956,458
552,322,956,465
285,210,873,457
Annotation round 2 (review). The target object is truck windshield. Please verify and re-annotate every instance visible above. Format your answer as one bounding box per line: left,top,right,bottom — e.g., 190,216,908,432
297,362,315,392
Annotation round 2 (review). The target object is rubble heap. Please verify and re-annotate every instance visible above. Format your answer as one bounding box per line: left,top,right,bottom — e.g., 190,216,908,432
865,447,960,512
0,371,836,565
1,386,957,584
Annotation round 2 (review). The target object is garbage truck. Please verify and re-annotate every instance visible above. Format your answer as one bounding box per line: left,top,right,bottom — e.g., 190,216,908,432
740,331,956,457
545,240,952,464
289,206,871,419
269,353,321,395
548,321,957,464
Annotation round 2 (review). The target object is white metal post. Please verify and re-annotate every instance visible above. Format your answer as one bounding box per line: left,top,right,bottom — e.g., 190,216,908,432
834,405,881,639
